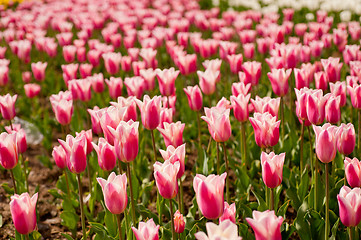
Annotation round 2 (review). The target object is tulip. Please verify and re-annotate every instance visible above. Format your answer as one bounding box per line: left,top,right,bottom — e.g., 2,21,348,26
87,106,102,135
31,62,47,82
0,65,9,86
124,76,146,99
325,95,341,124
10,192,38,235
321,57,343,83
195,220,241,240
79,63,93,78
177,54,197,75
249,112,280,149
102,52,122,75
183,85,203,111
97,172,128,214
22,71,31,84
197,68,219,95
242,61,261,86
140,68,157,91
0,132,18,170
307,89,328,125
267,68,291,97
68,79,92,102
261,152,285,189
50,99,73,126
193,173,226,219
63,45,76,62
135,95,162,131
336,123,356,156
89,73,105,93
157,121,185,148
110,96,137,122
314,71,328,91
227,54,243,74
251,96,280,119
294,68,311,89
92,138,116,171
132,219,160,240
337,186,361,227
156,67,179,96
330,81,346,107
140,48,158,69
231,82,251,97
201,107,231,143
243,43,255,59
219,202,236,224
160,144,186,179
24,83,41,99
344,157,361,188
58,134,87,174
154,160,179,199
52,145,67,169
159,108,173,127
0,93,17,120
62,63,78,85
174,210,185,234
5,124,27,154
105,77,123,99
246,210,283,240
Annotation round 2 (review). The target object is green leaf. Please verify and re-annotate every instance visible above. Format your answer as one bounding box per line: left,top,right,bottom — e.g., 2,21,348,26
105,210,117,237
251,189,267,211
48,189,63,199
294,201,312,240
60,211,79,230
298,168,309,202
330,219,339,240
61,233,74,240
277,200,290,218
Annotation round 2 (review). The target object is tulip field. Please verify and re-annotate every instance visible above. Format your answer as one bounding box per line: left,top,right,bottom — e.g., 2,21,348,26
2,0,361,239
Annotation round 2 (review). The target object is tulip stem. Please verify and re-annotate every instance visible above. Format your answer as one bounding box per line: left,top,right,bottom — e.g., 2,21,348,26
8,120,13,130
241,122,247,168
151,130,157,163
280,96,285,142
196,111,201,149
86,160,92,206
169,199,176,240
216,143,220,174
270,187,274,211
222,142,230,203
127,163,137,226
308,126,317,210
300,120,305,172
24,234,29,240
77,174,86,240
117,160,122,174
358,109,361,154
64,169,70,197
325,163,330,240
178,178,184,214
20,154,29,192
116,214,123,240
9,169,17,194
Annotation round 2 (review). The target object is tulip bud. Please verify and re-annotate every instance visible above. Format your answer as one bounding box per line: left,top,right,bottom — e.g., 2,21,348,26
313,123,337,163
154,160,180,199
344,157,361,188
201,107,231,143
336,123,356,156
0,93,17,120
337,186,361,227
52,145,67,169
92,138,116,171
174,210,185,233
0,132,18,169
246,210,283,240
261,152,285,188
195,220,241,240
219,202,236,224
183,85,203,111
132,219,160,240
157,121,185,148
135,95,162,130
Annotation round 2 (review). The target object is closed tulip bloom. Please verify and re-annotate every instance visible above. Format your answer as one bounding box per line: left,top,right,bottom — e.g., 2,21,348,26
135,95,162,130
251,96,280,118
321,57,343,83
157,121,185,148
183,85,203,111
59,134,87,174
249,112,280,148
219,202,236,224
337,186,361,227
0,132,18,169
197,68,219,95
201,107,231,142
306,89,328,125
68,79,92,102
10,192,38,235
231,82,251,97
244,43,255,59
105,77,123,99
63,45,76,62
336,123,356,155
102,52,122,75
261,152,285,188
159,108,173,127
230,93,250,122
193,173,227,219
98,107,120,145
347,82,361,109
0,93,17,120
267,68,291,97
242,61,262,86
344,157,361,188
62,63,78,85
79,63,93,78
295,87,311,121
5,124,27,154
246,210,283,240
92,138,116,171
294,68,311,89
76,129,93,155
89,73,105,93
124,76,146,99
24,83,41,98
156,67,179,96
227,54,243,74
174,210,185,233
50,99,73,126
140,48,158,69
0,65,9,86
132,219,160,240
195,220,241,240
140,68,157,91
31,62,47,81
97,172,128,215
314,71,328,91
325,95,341,124
313,123,337,163
159,143,186,179
154,160,179,199
330,81,346,107
22,71,31,84
87,106,102,135
108,120,139,162
52,145,67,169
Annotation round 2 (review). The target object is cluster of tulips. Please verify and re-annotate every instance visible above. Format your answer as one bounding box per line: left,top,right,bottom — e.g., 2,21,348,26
2,0,361,239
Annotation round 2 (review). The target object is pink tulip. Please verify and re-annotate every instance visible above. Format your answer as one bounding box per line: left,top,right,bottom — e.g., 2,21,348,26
87,106,102,135
0,93,17,120
203,58,222,74
97,172,128,214
156,67,179,96
10,192,38,235
330,81,346,107
267,68,291,97
124,76,146,99
251,96,280,118
261,151,285,188
50,98,73,126
109,120,139,163
159,144,186,179
295,87,311,123
306,89,328,125
102,52,122,75
52,145,66,169
250,112,280,148
132,219,160,240
87,49,101,67
347,82,361,109
159,108,173,127
336,123,356,156
195,220,241,240
313,123,337,163
62,63,78,85
174,210,185,234
314,71,328,91
201,107,231,142
227,54,243,74
219,41,237,59
63,45,76,62
197,68,219,95
154,160,180,199
68,79,92,102
98,107,120,145
135,95,162,130
294,68,311,89
24,83,41,98
89,73,105,93
325,95,341,124
337,186,361,227
92,138,116,171
219,202,236,224
0,66,9,86
177,54,197,75
59,134,87,174
193,173,227,219
31,62,47,82
230,93,250,122
157,121,185,148
110,96,138,122
77,47,86,62
5,124,27,154
243,43,255,59
246,210,283,240
140,48,158,69
105,77,123,99
242,61,261,86
344,157,361,188
79,63,93,78
140,68,157,91
76,130,93,155
321,57,343,83
183,85,203,111
231,82,251,97
22,71,31,84
0,132,18,169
